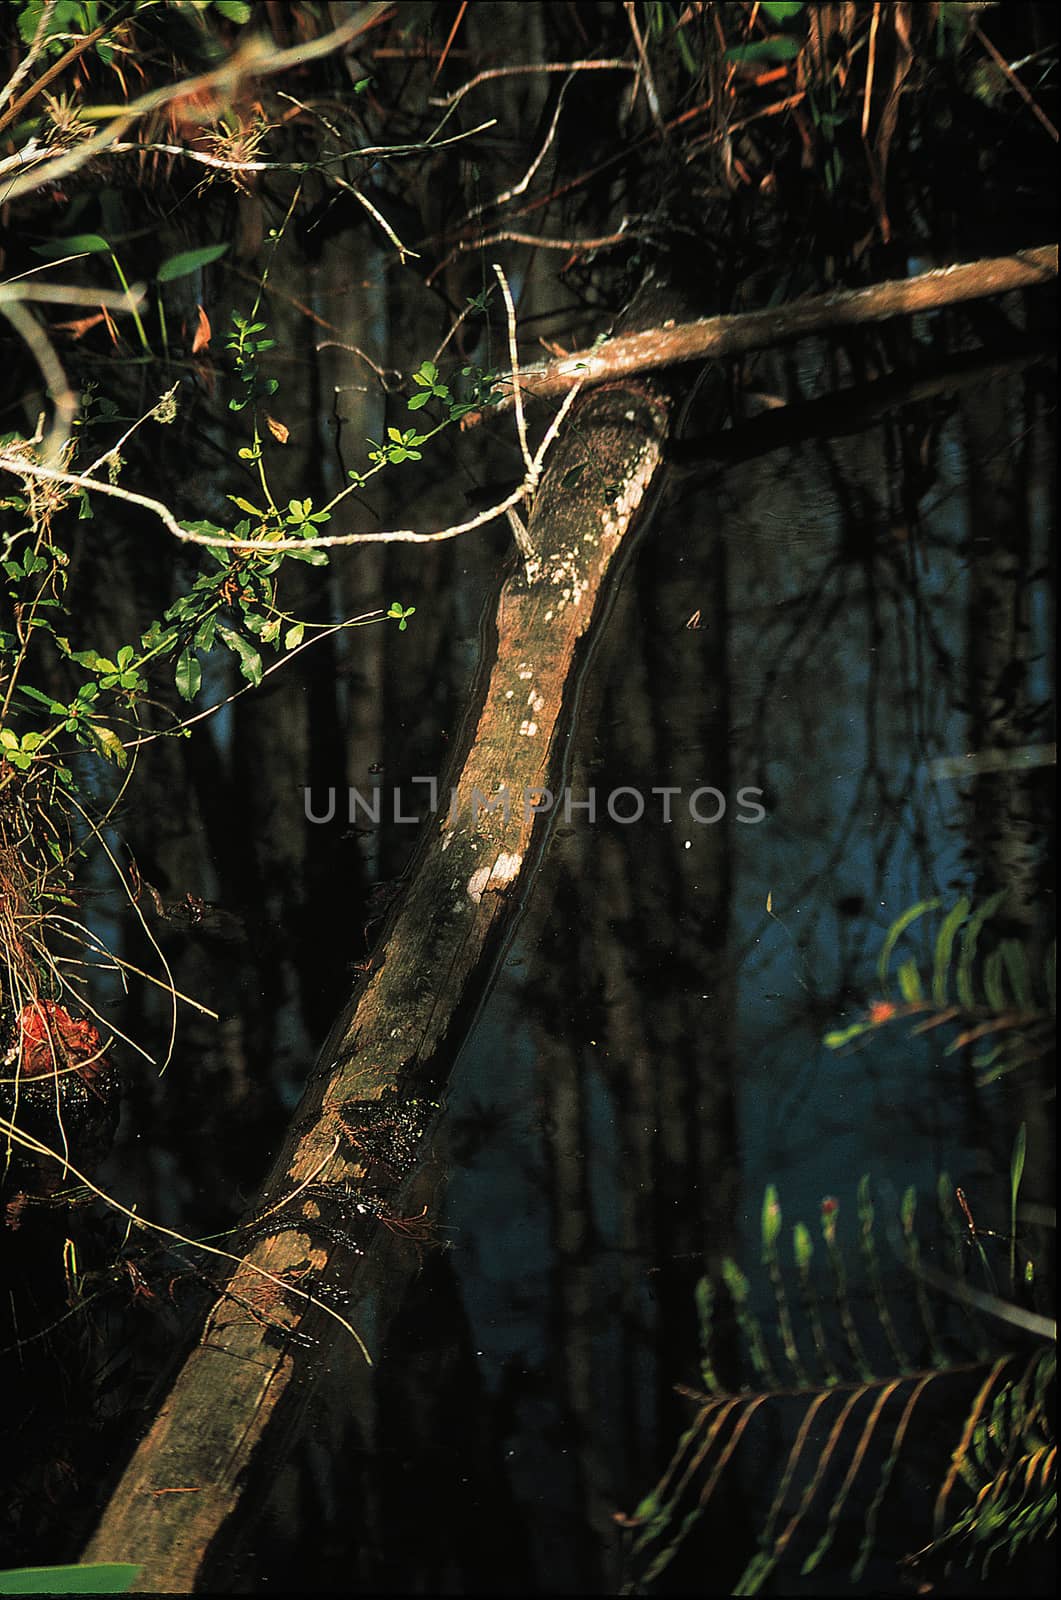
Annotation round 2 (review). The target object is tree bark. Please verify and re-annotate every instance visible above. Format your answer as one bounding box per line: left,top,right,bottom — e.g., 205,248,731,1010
81,378,671,1592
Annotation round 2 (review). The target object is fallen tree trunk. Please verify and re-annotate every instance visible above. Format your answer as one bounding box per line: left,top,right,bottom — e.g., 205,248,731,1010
82,378,671,1592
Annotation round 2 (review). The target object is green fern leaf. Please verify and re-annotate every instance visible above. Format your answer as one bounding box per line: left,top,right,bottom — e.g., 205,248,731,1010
933,897,970,1005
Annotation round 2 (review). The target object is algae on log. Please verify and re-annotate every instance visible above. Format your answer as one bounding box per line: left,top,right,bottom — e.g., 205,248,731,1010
82,378,671,1591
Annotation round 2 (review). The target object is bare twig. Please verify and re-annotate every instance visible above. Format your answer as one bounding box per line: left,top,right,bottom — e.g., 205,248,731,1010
330,173,419,263
458,77,571,225
426,225,640,283
494,264,532,474
624,2,665,134
430,58,636,111
0,300,75,466
432,0,468,85
971,18,1059,142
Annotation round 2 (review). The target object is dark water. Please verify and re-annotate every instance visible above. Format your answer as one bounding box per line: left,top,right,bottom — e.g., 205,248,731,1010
364,339,1055,1594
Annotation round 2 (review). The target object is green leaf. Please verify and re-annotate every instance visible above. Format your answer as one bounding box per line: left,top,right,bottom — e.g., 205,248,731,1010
0,1566,141,1596
724,36,803,64
88,724,128,767
932,896,970,1006
877,898,941,989
761,1184,782,1251
761,0,805,18
957,891,1008,1008
214,0,253,20
17,684,66,714
156,243,230,283
896,959,923,1004
1009,1122,1026,1292
31,234,112,258
193,613,217,651
1000,939,1031,1009
284,623,305,650
218,626,263,686
983,948,1007,1012
175,649,201,701
407,391,431,410
823,1020,871,1050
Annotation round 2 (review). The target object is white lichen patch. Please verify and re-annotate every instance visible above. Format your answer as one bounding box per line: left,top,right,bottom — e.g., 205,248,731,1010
527,689,545,712
441,827,455,852
519,719,538,737
544,546,591,614
466,850,523,903
601,444,659,542
517,664,533,681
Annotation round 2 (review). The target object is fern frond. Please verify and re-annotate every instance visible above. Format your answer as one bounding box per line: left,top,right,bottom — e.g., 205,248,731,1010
624,1181,1055,1594
907,1346,1057,1579
827,895,1053,1084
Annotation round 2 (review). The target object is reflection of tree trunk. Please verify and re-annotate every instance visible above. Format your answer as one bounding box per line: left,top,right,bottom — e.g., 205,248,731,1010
524,509,740,1589
83,378,672,1591
961,373,1053,1273
964,385,1041,922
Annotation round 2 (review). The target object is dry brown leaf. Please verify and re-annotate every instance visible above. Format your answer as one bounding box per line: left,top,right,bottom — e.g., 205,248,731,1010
191,303,211,354
53,311,107,340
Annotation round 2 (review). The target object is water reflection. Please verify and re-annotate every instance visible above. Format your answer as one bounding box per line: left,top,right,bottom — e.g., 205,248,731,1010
410,343,1054,1593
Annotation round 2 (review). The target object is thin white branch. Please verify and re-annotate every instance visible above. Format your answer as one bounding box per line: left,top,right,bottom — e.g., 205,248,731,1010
0,378,587,553
494,263,532,474
0,300,75,466
0,279,146,310
430,59,636,111
331,173,419,263
624,2,665,133
83,387,178,478
461,79,570,224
